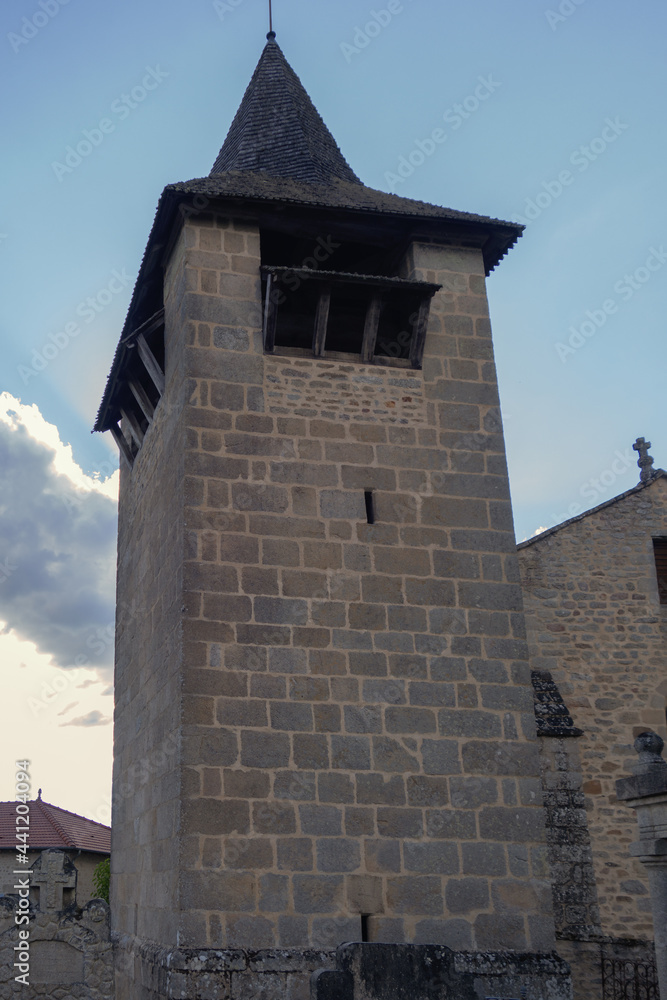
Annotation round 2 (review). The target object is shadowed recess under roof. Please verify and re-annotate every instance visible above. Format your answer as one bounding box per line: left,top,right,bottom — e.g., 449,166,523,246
210,33,362,186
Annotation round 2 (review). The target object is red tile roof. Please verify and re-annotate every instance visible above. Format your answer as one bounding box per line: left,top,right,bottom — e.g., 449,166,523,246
0,798,110,853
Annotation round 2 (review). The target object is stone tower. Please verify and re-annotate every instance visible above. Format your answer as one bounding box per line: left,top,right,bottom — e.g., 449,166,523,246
96,33,571,1000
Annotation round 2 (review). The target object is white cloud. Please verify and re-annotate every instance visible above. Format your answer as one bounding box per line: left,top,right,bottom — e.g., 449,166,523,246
0,393,118,674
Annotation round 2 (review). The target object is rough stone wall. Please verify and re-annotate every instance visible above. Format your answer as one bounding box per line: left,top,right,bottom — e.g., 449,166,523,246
0,849,103,904
111,210,188,968
0,895,113,999
173,215,554,956
519,478,667,941
538,735,601,939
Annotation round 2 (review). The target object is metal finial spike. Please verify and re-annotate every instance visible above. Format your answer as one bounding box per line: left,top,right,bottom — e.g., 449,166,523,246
267,31,276,40
269,0,273,34
38,788,42,799
633,437,655,483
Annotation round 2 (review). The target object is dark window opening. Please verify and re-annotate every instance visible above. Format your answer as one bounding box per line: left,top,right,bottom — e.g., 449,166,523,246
375,289,425,362
260,228,402,277
653,538,667,605
273,278,320,351
326,283,368,356
364,491,375,525
262,267,439,370
360,914,370,942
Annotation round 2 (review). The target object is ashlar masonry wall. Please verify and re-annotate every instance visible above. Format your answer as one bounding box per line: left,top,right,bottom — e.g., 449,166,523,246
519,477,667,943
172,213,553,954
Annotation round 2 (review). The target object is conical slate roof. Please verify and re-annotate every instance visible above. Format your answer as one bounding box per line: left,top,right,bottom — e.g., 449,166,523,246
210,33,361,185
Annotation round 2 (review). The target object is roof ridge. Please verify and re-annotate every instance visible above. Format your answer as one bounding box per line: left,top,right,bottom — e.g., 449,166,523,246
33,799,74,848
518,469,667,549
37,799,110,831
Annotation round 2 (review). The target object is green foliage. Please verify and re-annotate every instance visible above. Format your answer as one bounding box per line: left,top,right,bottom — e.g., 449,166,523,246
91,856,110,904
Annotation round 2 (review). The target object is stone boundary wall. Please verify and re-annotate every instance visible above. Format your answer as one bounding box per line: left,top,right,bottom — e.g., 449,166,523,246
0,896,113,999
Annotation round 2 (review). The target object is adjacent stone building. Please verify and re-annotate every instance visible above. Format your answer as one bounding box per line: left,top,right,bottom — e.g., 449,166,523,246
0,795,110,904
519,459,667,1000
96,32,574,1000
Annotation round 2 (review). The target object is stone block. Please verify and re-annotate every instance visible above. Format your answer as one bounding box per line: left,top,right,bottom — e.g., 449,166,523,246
386,707,437,734
345,807,376,837
269,647,308,673
314,704,342,733
445,877,489,913
421,739,460,775
293,734,330,769
183,798,249,835
217,698,267,727
388,654,428,679
462,842,507,876
414,918,473,949
474,913,527,951
404,841,459,875
181,871,255,911
362,575,405,604
386,877,444,915
377,807,422,838
478,806,546,842
318,772,354,803
293,875,344,913
320,490,367,519
225,837,274,870
300,804,343,836
461,741,539,776
224,770,271,799
356,773,406,805
253,801,296,834
258,873,289,912
372,736,419,773
274,771,316,800
425,810,476,840
344,705,382,733
226,915,276,950
364,839,401,873
406,776,449,807
438,709,501,739
270,702,313,731
331,736,371,770
449,776,498,809
316,838,361,873
278,915,309,947
255,596,308,625
241,731,290,768
348,603,387,631
277,838,313,872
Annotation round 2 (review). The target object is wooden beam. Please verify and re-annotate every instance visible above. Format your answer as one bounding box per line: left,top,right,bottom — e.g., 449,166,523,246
120,407,144,450
110,422,134,469
409,297,432,370
136,333,165,395
121,308,165,346
312,286,331,358
361,293,382,364
263,273,278,353
128,380,155,423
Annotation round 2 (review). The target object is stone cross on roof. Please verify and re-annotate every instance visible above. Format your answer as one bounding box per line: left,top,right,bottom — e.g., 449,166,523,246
633,437,655,483
30,849,77,911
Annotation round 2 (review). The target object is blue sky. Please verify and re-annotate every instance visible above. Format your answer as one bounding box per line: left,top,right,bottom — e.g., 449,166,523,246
1,0,665,814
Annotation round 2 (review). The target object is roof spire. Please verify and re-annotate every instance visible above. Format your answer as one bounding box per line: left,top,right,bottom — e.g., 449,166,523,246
633,437,656,483
210,34,361,185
